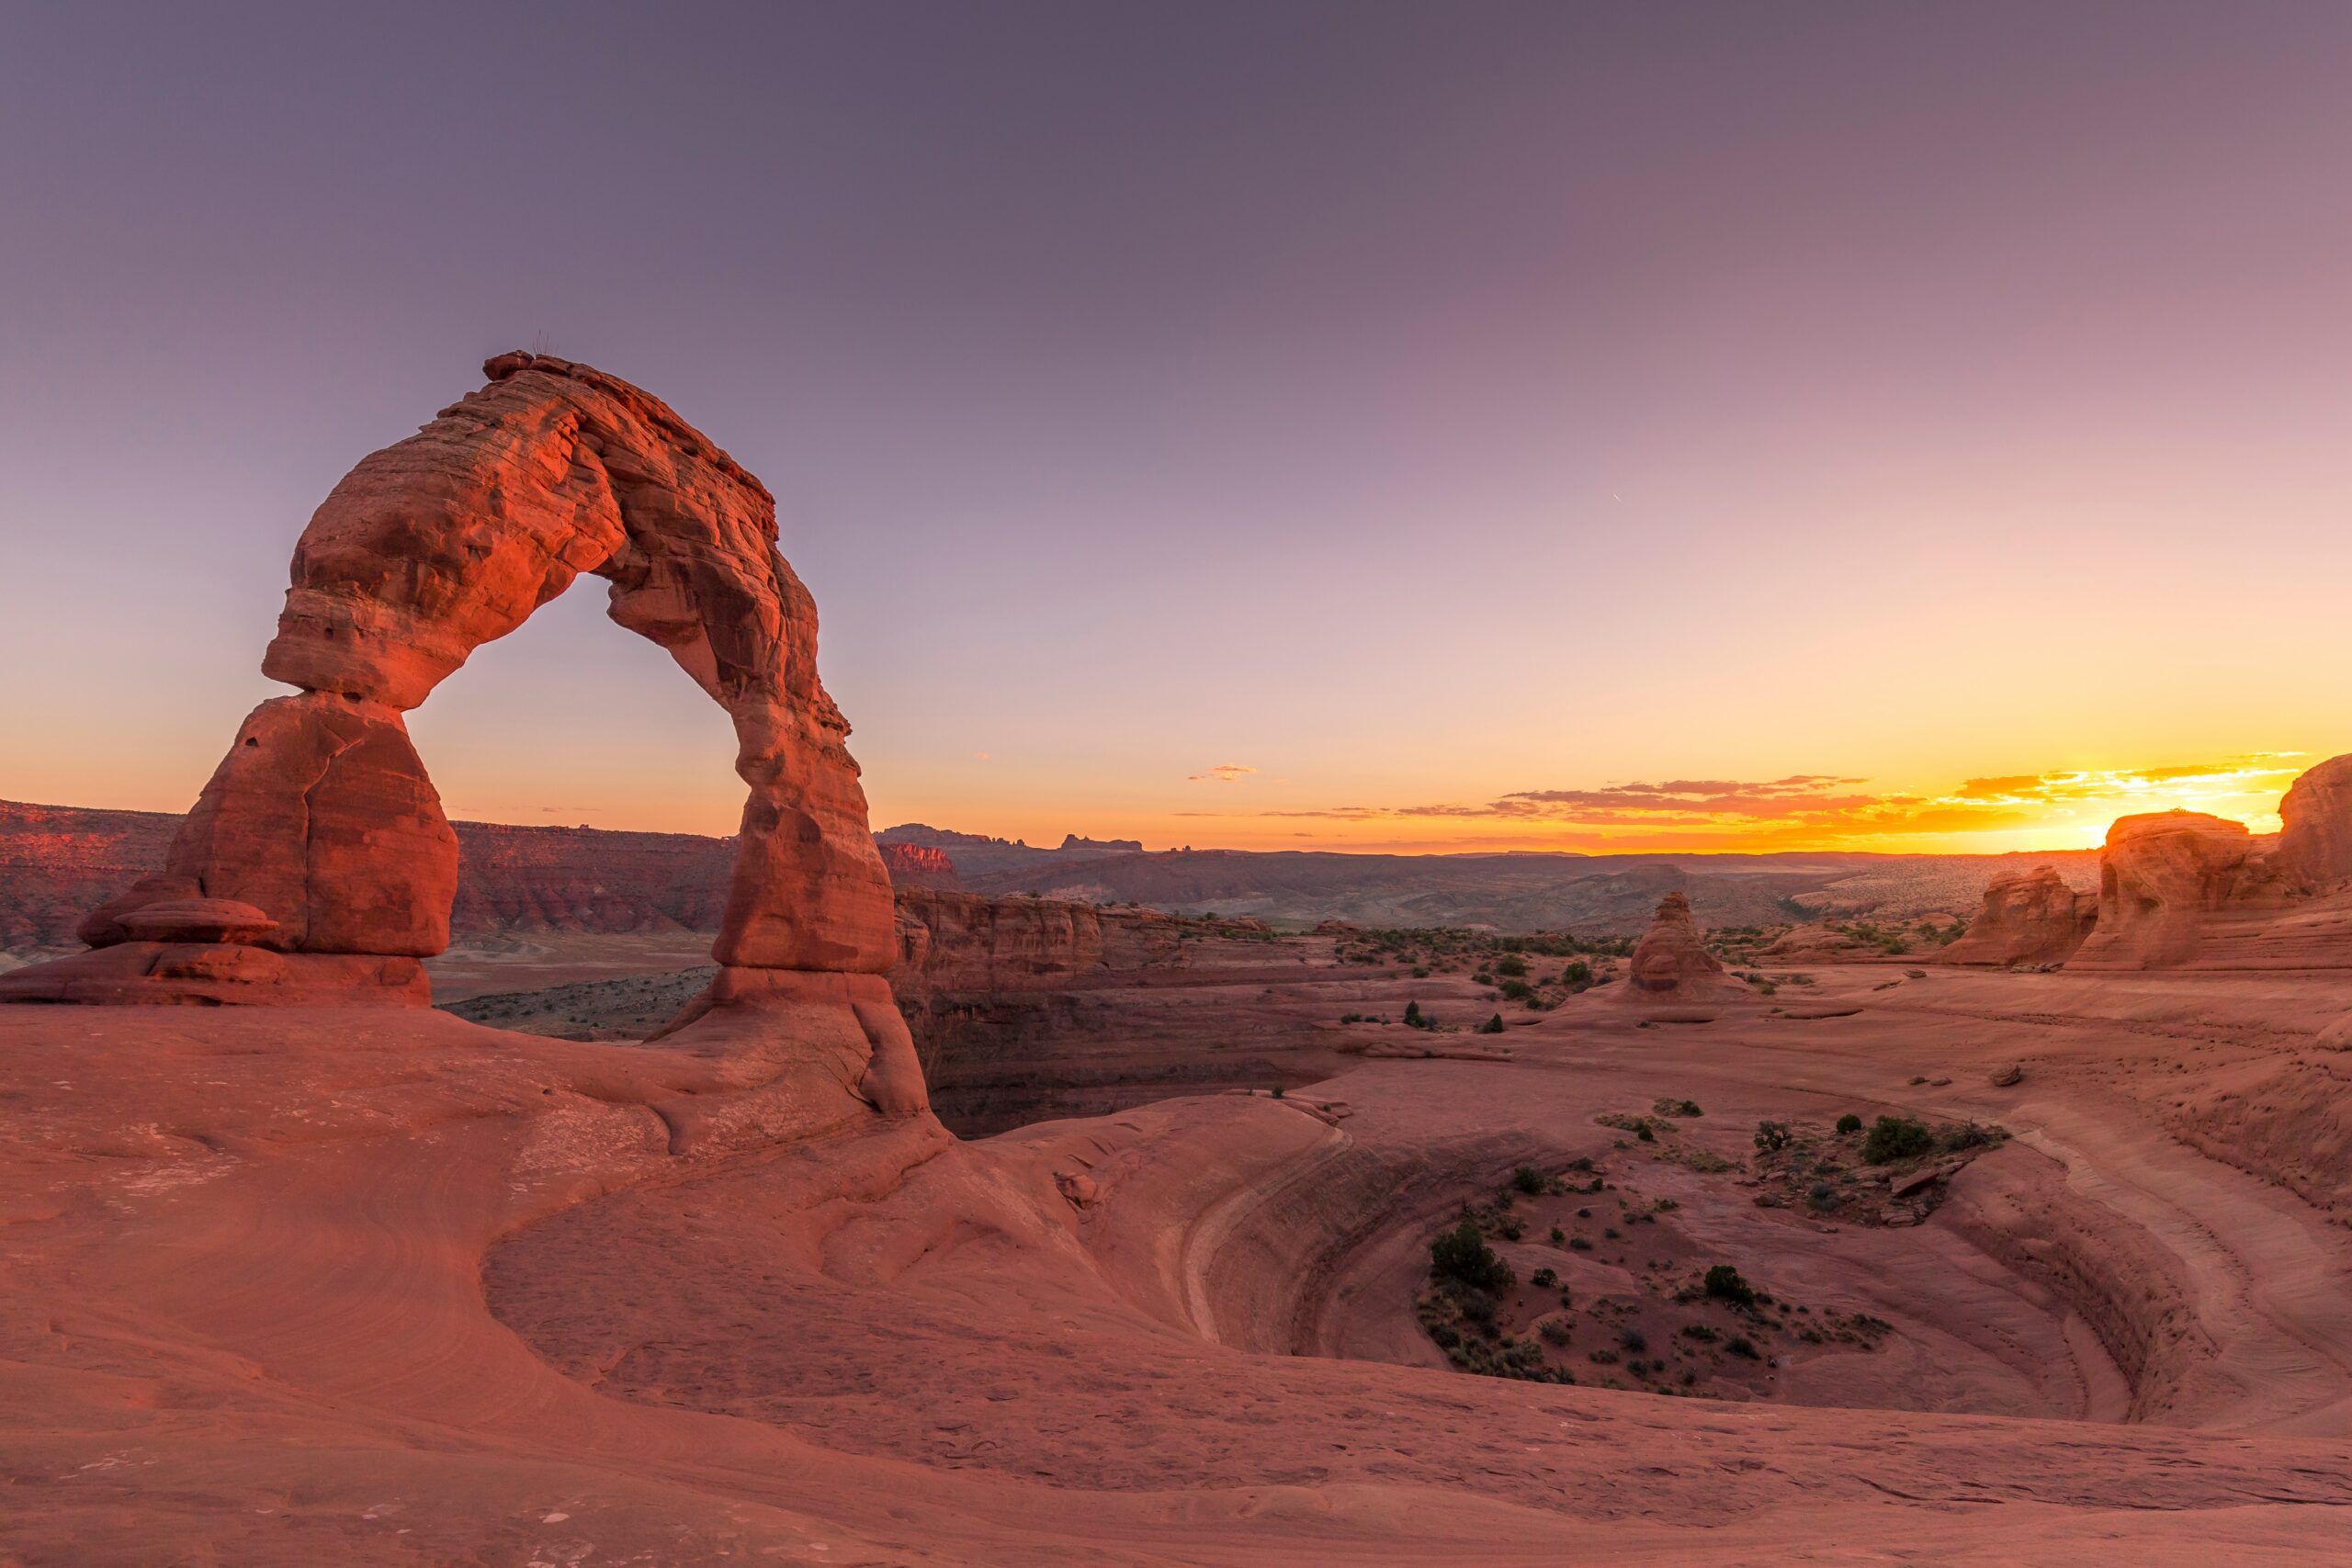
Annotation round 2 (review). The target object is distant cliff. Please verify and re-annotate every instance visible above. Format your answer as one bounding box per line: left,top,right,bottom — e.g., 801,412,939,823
2,800,737,950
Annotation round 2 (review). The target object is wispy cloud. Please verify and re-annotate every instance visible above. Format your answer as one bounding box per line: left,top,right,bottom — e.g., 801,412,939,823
1170,756,2303,847
1189,763,1258,784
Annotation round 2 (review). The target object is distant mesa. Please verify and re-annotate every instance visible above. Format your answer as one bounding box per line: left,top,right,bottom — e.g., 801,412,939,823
1936,865,2097,969
1060,834,1144,854
878,841,963,890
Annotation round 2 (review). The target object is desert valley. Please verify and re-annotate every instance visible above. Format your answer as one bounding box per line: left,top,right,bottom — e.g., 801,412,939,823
8,7,2352,1562
0,352,2348,1564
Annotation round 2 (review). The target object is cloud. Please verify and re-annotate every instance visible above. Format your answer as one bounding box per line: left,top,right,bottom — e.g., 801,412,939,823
1189,763,1258,784
1175,755,2300,846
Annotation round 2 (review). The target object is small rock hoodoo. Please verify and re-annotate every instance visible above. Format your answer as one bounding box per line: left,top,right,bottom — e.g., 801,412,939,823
1623,891,1730,998
0,352,925,1117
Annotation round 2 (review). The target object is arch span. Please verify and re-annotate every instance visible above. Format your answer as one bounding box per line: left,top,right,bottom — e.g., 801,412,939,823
3,352,926,1116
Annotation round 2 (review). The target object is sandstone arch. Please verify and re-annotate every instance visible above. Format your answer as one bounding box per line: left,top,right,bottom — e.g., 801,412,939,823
4,352,926,1115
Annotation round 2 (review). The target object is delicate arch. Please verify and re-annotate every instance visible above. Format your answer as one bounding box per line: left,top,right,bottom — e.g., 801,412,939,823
11,353,925,1116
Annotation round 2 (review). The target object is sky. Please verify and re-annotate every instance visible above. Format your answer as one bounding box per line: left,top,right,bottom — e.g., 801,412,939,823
3,2,2346,856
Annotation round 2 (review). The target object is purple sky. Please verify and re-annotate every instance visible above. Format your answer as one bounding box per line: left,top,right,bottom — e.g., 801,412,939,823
5,3,2349,852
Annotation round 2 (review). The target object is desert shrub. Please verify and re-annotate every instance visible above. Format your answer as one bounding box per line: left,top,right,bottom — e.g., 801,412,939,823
1562,959,1593,987
1471,971,1493,986
1863,1116,1934,1164
1943,1121,2000,1151
1456,1287,1496,1324
1271,1085,1285,1100
1725,1335,1759,1359
1703,1265,1757,1307
1836,1112,1863,1134
1653,1098,1703,1118
1402,1000,1426,1029
1411,965,1430,978
1754,1120,1792,1154
1498,978,1534,1001
1530,1266,1557,1288
1805,1182,1839,1211
1511,1165,1545,1195
1549,1226,1565,1244
1588,1348,1619,1365
1619,1326,1646,1352
1540,1317,1572,1346
1430,1322,1461,1348
1495,953,1528,977
1498,1217,1525,1242
1478,1013,1505,1034
1568,1236,1593,1252
1430,1222,1514,1292
1679,1324,1718,1343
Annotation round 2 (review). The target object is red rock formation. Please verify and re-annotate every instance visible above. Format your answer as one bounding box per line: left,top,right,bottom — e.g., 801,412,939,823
2067,812,2258,970
1758,924,1876,962
878,841,963,890
1623,891,1733,998
895,886,1128,989
2277,753,2352,892
1937,865,2098,968
2,353,921,1117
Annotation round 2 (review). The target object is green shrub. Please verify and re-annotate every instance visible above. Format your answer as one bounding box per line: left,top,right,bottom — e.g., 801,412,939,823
1725,1335,1759,1359
1862,1116,1934,1164
1403,1000,1426,1029
1754,1120,1792,1154
1511,1165,1544,1195
1836,1112,1863,1134
1478,1013,1505,1034
1430,1221,1514,1292
1703,1265,1757,1307
1530,1266,1557,1288
1496,953,1528,977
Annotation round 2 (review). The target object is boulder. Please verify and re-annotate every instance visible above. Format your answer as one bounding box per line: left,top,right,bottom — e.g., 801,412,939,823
2066,811,2256,970
1936,865,2097,968
2276,753,2352,892
114,898,279,945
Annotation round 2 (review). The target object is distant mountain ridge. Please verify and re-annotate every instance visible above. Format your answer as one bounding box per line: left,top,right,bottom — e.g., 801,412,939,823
2,797,2098,953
